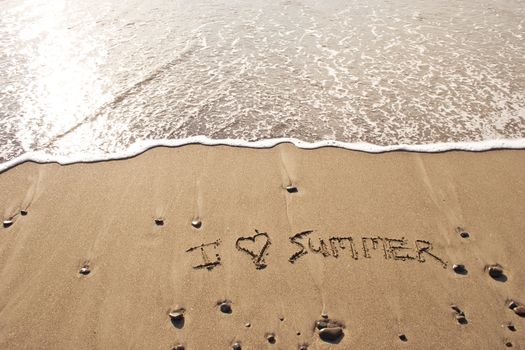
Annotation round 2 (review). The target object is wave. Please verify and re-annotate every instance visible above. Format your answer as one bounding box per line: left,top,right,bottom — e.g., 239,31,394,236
1,136,524,173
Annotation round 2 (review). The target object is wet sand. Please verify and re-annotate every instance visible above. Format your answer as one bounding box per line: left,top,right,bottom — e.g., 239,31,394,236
0,144,524,349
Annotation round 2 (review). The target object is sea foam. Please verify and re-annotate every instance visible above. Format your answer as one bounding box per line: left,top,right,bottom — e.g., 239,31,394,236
1,136,524,173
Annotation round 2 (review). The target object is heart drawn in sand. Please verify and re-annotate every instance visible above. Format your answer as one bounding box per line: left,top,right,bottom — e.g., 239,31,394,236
235,230,272,269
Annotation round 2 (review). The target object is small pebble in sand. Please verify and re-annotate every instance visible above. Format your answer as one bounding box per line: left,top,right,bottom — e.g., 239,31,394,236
319,326,344,342
267,334,276,344
3,220,13,228
451,305,468,324
455,314,468,325
20,210,28,216
155,218,164,226
488,265,504,279
399,334,408,342
169,309,185,322
232,342,242,350
219,302,232,314
513,305,525,317
316,320,328,330
79,265,91,275
452,264,466,274
191,220,202,229
286,186,298,193
459,231,470,238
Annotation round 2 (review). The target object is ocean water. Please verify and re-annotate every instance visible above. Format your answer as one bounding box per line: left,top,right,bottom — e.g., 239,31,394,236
0,0,524,170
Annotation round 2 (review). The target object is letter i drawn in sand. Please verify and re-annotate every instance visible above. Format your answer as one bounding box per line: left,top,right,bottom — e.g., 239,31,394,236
186,239,222,271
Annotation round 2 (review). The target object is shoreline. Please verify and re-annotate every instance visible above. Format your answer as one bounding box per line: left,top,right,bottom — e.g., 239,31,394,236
2,137,525,174
0,144,524,349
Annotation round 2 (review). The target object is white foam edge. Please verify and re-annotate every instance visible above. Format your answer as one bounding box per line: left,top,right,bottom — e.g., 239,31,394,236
1,136,525,173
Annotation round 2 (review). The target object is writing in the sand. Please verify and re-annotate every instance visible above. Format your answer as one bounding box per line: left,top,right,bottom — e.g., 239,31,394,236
185,230,448,271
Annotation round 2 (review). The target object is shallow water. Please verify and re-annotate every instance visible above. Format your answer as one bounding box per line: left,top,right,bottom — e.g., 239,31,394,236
0,0,524,164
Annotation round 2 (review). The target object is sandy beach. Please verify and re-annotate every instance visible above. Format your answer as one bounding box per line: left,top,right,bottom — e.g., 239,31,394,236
0,144,524,349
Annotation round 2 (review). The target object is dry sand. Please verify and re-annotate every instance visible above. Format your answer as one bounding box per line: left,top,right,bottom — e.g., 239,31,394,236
0,144,524,349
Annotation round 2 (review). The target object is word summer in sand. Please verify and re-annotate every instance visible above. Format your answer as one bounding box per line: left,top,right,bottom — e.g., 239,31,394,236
185,229,448,271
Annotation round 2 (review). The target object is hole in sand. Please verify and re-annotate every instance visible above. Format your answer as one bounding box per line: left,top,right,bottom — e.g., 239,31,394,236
399,334,408,342
286,186,298,193
155,218,164,226
267,334,276,344
299,345,308,350
245,322,251,328
191,220,202,229
172,344,185,350
279,316,285,322
505,341,513,347
507,324,516,332
20,210,28,216
296,331,301,336
232,342,242,350
3,220,13,228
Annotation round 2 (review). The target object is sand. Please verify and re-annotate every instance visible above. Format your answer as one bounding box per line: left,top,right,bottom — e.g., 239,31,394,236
0,144,524,349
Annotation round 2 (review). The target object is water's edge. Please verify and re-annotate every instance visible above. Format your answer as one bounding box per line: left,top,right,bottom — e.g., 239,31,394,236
1,137,524,174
